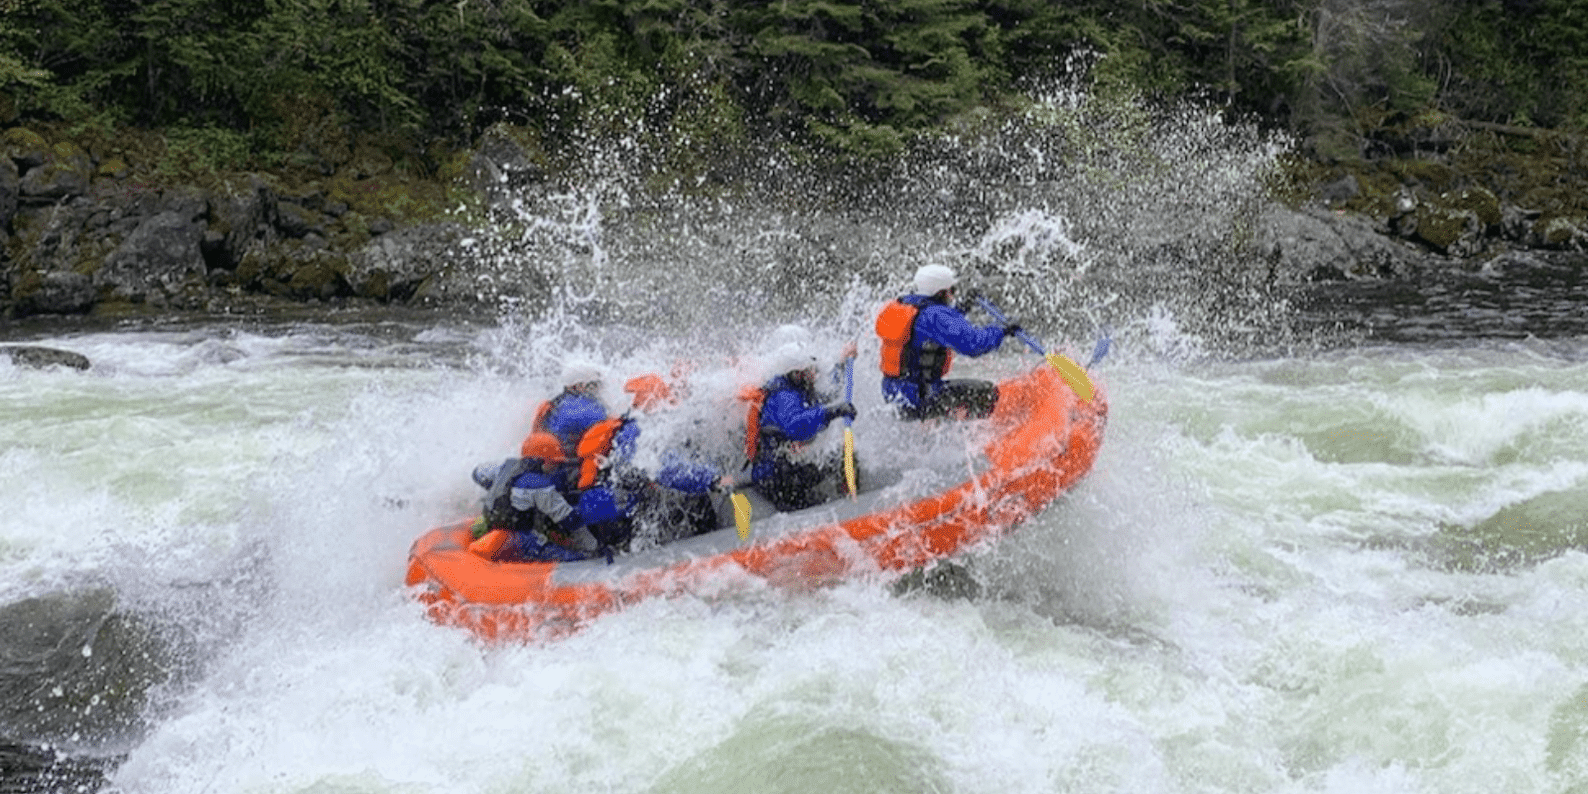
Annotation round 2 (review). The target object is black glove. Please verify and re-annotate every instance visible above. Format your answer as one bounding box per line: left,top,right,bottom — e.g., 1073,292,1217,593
557,512,585,535
826,401,857,421
1003,323,1023,338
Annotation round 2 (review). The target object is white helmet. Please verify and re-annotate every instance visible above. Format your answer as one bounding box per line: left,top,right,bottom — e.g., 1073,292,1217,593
559,358,604,388
913,264,958,296
766,324,814,350
767,342,819,377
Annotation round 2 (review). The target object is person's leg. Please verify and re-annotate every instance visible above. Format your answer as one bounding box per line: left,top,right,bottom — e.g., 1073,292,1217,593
762,460,829,511
631,488,707,545
920,379,999,420
587,518,633,549
506,529,588,562
884,378,928,421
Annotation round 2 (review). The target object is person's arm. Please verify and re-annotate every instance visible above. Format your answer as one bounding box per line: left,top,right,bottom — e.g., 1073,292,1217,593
917,304,1007,357
762,389,834,443
513,477,600,552
656,454,722,493
511,475,578,524
824,341,860,390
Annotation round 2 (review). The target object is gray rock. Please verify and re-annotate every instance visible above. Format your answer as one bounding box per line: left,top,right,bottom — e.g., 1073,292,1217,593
1537,216,1588,250
346,221,469,302
274,200,327,239
97,210,207,301
0,344,90,370
11,270,95,315
18,144,92,200
1255,206,1434,282
1318,173,1360,204
1502,204,1542,245
0,157,16,230
465,127,546,210
205,176,275,270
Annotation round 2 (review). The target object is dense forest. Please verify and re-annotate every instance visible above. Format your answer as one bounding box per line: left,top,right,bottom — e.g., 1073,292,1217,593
1,0,1584,175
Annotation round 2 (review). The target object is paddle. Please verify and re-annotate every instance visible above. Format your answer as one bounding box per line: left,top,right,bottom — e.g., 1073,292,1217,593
1086,328,1113,369
730,491,752,540
841,356,857,500
975,296,1097,401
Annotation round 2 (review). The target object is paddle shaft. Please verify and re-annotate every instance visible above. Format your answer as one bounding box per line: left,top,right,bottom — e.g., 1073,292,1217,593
975,297,1048,356
976,295,1099,400
978,295,1112,367
842,356,857,499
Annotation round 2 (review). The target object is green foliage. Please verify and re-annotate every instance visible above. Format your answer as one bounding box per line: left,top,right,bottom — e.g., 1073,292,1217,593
1442,0,1588,129
0,47,51,93
158,125,257,177
3,0,1588,171
725,0,999,155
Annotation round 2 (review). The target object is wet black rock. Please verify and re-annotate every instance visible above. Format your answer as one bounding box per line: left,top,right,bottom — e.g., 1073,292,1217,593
0,345,90,370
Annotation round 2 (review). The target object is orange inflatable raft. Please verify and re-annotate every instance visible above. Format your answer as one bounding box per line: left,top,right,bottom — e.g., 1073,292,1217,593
405,363,1108,641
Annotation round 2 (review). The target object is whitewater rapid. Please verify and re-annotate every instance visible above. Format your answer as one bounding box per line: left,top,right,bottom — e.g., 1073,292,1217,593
3,318,1586,794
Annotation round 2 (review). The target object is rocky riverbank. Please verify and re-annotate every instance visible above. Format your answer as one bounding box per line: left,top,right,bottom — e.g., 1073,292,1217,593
1260,124,1588,282
0,124,555,321
2,121,1584,323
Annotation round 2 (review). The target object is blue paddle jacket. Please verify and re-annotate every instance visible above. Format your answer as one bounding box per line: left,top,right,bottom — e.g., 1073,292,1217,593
535,390,607,456
879,294,1008,410
751,374,839,483
477,458,586,550
575,425,720,525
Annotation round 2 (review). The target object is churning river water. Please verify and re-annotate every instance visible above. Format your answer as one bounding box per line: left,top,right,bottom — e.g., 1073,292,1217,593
4,260,1587,794
4,98,1588,792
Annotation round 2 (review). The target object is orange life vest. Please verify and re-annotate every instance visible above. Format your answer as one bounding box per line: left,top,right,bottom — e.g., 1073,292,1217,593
624,373,675,412
875,298,952,379
530,398,553,431
574,417,627,489
738,385,769,463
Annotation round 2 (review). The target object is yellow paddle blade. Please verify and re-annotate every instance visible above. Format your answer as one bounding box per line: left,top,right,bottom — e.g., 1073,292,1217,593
842,428,857,500
731,492,752,541
1047,353,1095,401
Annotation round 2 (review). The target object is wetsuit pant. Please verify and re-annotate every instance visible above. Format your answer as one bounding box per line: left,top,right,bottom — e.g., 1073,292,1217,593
757,454,845,512
634,487,718,544
898,379,999,421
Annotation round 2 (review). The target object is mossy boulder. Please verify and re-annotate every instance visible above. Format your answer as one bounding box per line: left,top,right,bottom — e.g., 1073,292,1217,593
9,271,95,315
96,157,130,179
1411,204,1475,253
17,139,93,200
284,251,353,301
1443,186,1502,227
1536,216,1588,249
1,127,49,169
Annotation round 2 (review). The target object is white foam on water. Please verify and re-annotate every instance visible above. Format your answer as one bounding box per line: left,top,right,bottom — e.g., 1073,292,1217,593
2,321,1582,794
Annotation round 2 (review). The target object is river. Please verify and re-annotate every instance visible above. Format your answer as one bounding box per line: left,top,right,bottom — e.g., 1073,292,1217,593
3,103,1588,793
